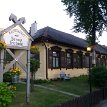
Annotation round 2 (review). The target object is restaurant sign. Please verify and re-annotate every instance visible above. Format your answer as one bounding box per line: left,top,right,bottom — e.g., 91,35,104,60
3,25,29,48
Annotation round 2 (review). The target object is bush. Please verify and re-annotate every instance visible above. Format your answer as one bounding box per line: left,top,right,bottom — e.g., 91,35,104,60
3,71,12,83
0,83,15,107
32,79,51,84
91,66,107,87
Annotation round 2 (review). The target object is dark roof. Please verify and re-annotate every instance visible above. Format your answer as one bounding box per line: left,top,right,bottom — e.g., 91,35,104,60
33,26,107,55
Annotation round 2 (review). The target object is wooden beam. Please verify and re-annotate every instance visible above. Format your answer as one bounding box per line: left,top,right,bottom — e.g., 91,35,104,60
4,49,27,72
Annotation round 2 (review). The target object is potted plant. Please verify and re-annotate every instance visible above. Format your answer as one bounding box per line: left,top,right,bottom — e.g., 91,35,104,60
0,40,6,50
9,67,21,83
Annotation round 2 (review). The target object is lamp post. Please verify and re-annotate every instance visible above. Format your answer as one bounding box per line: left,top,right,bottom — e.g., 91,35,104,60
87,46,92,93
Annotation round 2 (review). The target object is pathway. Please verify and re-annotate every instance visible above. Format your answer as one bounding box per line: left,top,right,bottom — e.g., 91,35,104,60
35,84,80,97
20,81,80,97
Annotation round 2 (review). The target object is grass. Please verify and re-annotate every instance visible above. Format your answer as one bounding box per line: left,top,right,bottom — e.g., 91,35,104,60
9,75,97,107
9,84,72,107
40,75,91,95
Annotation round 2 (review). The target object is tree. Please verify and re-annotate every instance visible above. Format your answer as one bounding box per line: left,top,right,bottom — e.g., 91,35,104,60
30,45,40,91
30,58,40,91
30,58,40,80
61,0,107,65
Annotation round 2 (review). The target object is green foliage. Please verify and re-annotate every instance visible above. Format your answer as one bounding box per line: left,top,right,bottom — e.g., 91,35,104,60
0,83,15,107
30,58,40,73
30,58,40,91
61,0,107,45
33,79,51,84
91,66,107,87
3,71,12,83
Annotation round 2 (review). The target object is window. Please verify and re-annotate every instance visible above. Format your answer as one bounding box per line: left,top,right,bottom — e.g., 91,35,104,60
77,51,83,68
66,52,73,68
66,49,73,69
85,55,89,68
52,51,60,68
66,53,71,67
101,56,106,67
73,53,78,68
48,46,61,69
96,56,100,67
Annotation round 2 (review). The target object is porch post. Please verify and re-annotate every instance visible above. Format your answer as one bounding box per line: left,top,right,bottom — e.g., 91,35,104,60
0,49,4,82
26,50,30,103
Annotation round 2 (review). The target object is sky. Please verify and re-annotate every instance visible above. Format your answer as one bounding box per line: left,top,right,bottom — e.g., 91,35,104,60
0,0,107,46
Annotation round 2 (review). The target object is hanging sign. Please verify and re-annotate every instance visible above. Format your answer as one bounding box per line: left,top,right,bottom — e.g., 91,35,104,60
3,25,29,48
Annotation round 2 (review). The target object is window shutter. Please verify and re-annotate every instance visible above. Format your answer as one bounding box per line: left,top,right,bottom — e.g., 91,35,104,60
100,58,103,66
48,49,52,68
61,51,65,68
96,57,99,67
71,53,73,68
83,55,86,68
102,56,106,67
73,53,78,68
90,56,92,67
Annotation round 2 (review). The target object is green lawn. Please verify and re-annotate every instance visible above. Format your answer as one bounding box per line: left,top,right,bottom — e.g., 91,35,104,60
9,84,72,107
40,75,90,95
9,75,95,107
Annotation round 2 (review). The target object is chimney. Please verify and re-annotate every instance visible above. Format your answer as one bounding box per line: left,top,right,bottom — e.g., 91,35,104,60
30,21,37,36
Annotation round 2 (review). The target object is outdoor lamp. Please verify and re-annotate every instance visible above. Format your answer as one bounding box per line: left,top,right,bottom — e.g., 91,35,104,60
87,46,91,52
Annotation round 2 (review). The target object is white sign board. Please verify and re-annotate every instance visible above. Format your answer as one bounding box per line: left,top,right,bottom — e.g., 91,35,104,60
3,25,29,47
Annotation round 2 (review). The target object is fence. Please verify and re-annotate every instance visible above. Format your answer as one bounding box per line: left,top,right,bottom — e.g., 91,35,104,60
55,86,107,107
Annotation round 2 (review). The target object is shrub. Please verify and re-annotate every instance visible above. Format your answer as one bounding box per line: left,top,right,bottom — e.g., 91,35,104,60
0,83,15,107
33,79,51,84
3,71,12,83
91,66,107,87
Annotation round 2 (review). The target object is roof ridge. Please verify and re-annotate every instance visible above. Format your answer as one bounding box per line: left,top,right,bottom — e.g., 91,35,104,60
45,26,86,41
43,26,49,37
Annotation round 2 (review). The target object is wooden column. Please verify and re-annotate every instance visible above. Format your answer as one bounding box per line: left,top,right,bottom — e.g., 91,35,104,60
0,49,4,82
26,50,30,103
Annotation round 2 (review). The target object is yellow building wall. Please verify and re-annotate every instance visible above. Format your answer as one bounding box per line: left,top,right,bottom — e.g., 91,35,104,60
35,43,47,79
46,43,89,79
48,68,88,79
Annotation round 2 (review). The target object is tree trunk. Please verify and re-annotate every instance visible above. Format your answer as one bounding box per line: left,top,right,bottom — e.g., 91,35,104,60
31,72,34,92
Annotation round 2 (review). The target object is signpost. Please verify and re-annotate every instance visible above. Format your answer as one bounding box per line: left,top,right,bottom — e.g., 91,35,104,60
0,14,33,103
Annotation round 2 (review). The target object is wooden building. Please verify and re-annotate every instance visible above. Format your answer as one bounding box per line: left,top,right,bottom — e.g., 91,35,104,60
32,26,107,80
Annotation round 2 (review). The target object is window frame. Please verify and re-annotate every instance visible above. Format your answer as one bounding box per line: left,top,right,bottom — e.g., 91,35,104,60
66,49,73,69
50,46,61,69
52,50,60,68
77,51,83,68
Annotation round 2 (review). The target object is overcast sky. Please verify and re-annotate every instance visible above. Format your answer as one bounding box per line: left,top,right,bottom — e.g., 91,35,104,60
0,0,107,45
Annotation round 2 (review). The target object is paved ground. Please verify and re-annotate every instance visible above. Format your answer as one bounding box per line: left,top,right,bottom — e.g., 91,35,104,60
96,100,107,107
